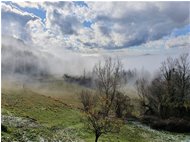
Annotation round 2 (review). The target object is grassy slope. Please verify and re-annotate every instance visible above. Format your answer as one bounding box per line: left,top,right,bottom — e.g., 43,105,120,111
1,80,189,142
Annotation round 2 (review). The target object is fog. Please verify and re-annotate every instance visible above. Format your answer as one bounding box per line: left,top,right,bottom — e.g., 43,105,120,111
2,35,189,84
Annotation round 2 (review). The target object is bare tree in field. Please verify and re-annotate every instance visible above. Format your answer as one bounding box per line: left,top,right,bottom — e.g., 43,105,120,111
80,57,124,142
93,57,123,116
175,54,190,104
83,101,122,142
159,54,190,117
160,57,176,103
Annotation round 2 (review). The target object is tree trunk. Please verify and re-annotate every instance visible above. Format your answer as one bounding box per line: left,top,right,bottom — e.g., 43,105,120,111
95,134,100,142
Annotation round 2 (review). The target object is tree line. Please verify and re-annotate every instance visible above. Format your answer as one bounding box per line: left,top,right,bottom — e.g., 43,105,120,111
79,54,190,142
136,53,190,118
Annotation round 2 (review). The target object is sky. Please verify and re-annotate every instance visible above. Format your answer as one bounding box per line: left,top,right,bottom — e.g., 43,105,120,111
1,1,190,75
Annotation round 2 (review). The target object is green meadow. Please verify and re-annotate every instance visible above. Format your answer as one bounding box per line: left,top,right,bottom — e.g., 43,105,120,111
1,80,189,142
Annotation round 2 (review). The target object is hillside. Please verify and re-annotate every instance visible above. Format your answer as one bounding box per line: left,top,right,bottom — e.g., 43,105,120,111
1,80,190,142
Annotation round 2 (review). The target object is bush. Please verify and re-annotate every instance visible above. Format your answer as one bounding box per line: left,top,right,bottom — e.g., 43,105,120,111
151,118,190,133
141,116,190,133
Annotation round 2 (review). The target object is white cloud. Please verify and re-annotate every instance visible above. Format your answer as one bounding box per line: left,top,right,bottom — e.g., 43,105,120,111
1,3,38,41
1,1,190,51
42,2,84,35
164,35,190,49
86,2,190,48
11,2,41,9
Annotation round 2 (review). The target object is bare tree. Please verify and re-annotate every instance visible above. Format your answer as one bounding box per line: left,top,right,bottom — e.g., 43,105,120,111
175,53,190,103
80,90,96,111
160,54,190,117
80,57,124,142
135,78,149,105
135,78,151,115
160,57,176,103
93,57,123,116
148,76,166,117
136,54,190,118
85,102,122,142
114,91,131,118
174,53,190,117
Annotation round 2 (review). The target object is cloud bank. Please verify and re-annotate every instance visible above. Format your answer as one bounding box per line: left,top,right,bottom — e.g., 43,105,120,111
2,1,190,50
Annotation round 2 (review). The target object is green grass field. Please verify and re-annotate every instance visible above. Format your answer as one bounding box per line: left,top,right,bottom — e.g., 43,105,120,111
1,80,189,142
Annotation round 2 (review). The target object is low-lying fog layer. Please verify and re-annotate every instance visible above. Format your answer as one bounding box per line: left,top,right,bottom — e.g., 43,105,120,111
2,35,189,82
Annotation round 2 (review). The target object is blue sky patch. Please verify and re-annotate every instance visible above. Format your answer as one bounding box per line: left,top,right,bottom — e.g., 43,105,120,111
163,24,190,40
3,1,46,21
74,1,88,8
21,7,46,20
170,25,190,37
83,20,93,28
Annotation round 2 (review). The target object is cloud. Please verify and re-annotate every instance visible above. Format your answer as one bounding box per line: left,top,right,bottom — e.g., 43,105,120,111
1,2,71,49
1,3,39,41
86,2,190,48
164,35,190,49
1,2,190,51
10,1,40,9
42,2,91,36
